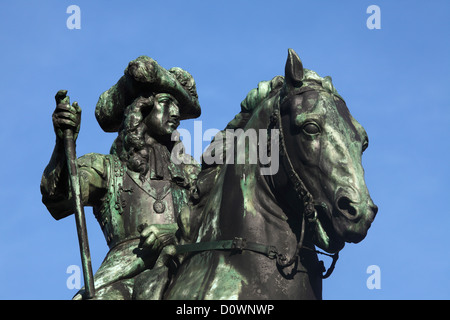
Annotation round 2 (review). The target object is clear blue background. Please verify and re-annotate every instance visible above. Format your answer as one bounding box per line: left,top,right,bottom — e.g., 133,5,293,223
0,1,448,300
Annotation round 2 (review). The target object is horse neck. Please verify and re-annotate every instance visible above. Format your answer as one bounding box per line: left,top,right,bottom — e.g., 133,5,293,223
198,96,301,245
213,161,291,243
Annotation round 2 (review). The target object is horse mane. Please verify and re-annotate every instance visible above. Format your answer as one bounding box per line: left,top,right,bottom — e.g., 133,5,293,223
230,75,285,129
226,69,338,132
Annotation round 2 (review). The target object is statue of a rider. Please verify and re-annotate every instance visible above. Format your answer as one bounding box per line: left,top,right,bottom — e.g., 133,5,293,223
40,56,201,299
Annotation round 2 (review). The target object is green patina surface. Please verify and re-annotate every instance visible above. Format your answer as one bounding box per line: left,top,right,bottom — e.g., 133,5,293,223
41,49,376,300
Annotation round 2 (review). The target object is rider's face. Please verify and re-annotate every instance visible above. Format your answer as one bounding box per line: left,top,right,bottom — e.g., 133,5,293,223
145,93,180,137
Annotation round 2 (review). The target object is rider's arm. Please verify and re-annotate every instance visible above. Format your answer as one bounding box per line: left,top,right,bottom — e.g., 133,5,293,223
41,151,108,220
40,90,108,220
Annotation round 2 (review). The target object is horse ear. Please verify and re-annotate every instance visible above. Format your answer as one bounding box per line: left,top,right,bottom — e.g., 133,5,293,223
285,48,304,87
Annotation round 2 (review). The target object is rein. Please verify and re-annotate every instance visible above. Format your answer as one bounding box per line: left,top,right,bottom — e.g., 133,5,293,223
175,235,338,279
174,89,339,279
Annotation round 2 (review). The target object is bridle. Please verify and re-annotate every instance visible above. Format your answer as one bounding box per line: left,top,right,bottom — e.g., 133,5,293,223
268,87,339,278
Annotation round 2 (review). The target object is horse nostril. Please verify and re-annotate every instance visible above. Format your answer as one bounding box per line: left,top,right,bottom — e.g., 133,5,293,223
337,196,358,219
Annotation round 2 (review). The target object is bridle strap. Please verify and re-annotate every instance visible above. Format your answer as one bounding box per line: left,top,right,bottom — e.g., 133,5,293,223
267,93,316,268
271,93,318,224
269,93,339,275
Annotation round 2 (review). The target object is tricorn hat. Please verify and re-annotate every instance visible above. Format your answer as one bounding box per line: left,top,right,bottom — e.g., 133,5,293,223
95,56,201,132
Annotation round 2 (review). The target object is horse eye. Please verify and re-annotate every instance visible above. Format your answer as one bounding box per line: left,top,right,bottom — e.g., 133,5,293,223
302,122,321,135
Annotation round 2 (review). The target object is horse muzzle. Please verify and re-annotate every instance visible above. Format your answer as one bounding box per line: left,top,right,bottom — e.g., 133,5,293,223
333,191,378,243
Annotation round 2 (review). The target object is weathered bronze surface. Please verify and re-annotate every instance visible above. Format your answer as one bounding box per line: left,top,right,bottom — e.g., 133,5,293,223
41,56,201,299
41,49,377,300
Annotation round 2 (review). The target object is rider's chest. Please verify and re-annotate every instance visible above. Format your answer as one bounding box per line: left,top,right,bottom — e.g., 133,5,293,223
120,171,177,228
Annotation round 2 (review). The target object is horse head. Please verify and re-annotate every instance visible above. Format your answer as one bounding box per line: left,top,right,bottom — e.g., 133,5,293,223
276,49,378,253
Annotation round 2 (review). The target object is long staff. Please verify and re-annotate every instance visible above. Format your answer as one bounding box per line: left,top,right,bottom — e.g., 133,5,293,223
57,91,95,298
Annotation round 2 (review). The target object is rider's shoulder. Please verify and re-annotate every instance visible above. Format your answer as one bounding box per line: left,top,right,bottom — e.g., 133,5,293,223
78,153,114,177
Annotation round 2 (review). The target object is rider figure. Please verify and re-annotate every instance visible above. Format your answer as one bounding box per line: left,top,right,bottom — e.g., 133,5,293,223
40,56,201,299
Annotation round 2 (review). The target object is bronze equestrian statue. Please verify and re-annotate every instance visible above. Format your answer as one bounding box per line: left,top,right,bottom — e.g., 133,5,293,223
41,49,377,300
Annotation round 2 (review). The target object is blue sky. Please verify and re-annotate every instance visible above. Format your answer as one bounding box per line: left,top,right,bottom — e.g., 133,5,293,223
0,1,449,300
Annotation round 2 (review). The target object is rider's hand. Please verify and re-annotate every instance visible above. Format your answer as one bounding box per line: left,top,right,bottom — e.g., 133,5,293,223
53,90,81,141
138,223,178,254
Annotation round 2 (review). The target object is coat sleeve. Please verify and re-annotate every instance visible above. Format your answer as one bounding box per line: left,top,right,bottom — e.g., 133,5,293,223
41,152,109,220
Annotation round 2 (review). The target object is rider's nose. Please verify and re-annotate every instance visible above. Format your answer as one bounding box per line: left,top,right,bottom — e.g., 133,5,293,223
170,105,180,118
